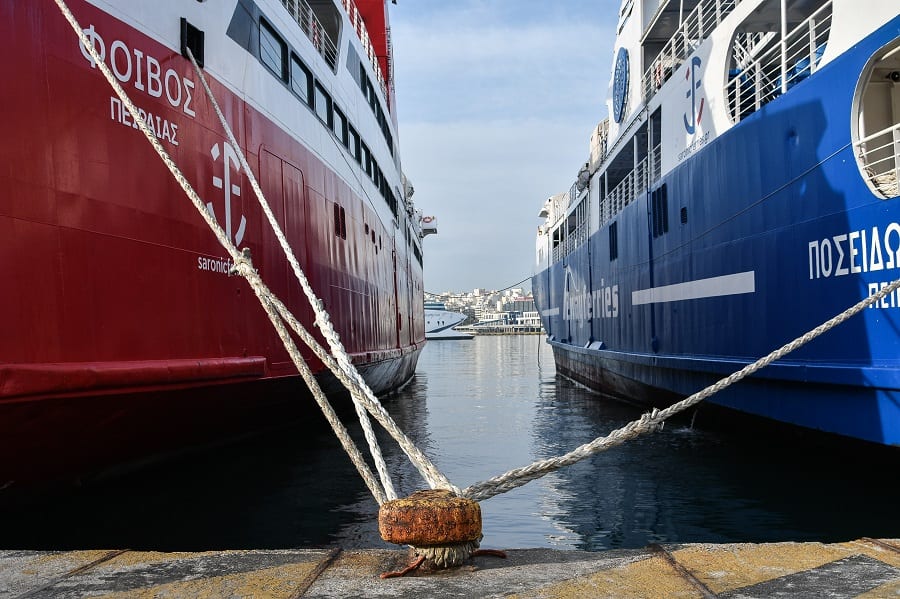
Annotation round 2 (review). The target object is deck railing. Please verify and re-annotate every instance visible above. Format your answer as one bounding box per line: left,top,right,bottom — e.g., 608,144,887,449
599,143,660,226
570,193,590,256
281,0,339,69
602,157,648,227
642,0,740,103
340,0,388,95
280,0,389,94
649,141,662,183
549,188,591,263
725,1,832,122
856,121,900,199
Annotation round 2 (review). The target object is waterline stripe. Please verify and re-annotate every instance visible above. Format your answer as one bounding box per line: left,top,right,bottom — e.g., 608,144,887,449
632,271,755,305
541,307,560,316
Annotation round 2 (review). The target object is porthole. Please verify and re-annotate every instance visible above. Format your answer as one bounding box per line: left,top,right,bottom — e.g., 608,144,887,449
852,36,900,199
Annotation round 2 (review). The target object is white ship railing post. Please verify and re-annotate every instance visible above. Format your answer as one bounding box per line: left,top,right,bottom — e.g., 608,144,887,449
780,0,788,95
893,126,900,186
808,19,818,74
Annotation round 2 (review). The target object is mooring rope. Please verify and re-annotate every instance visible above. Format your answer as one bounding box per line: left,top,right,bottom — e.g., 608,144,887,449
185,47,399,501
461,275,900,501
53,0,460,503
182,47,457,496
54,0,900,517
52,0,395,504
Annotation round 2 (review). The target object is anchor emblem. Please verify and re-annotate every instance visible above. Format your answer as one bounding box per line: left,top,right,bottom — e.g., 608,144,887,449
208,141,246,246
683,56,705,135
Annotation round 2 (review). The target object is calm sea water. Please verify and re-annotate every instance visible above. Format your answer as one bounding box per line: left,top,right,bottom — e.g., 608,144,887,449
4,335,898,550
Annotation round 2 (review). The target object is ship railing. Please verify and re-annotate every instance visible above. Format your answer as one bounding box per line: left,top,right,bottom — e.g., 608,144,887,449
281,0,339,69
650,142,662,183
725,1,832,123
551,189,591,262
548,187,587,261
551,190,570,263
732,32,777,70
572,192,590,253
601,154,650,226
643,0,741,103
339,0,389,96
591,119,610,169
855,121,900,199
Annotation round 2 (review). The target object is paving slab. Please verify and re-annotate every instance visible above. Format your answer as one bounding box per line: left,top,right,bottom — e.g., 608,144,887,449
0,539,898,598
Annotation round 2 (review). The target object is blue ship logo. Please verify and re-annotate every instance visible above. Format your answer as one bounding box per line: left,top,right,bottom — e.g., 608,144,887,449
683,57,705,135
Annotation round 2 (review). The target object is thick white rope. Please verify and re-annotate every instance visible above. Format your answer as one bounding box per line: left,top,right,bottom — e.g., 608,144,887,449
183,48,457,496
462,275,900,501
182,49,398,501
55,0,894,512
242,273,462,495
52,0,389,505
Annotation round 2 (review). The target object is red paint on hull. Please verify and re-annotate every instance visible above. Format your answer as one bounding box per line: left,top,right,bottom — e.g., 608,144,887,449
0,0,424,489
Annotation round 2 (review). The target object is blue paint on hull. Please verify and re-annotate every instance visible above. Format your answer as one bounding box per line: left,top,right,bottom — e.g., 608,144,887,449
534,16,900,446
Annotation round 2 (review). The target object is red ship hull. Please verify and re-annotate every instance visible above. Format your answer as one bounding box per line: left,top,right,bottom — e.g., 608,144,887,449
0,0,424,489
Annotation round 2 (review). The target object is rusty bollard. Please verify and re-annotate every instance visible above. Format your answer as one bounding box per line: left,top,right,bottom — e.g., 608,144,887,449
379,489,501,577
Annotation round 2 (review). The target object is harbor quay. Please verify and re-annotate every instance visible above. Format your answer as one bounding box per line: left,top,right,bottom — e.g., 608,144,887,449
2,539,899,597
455,324,544,335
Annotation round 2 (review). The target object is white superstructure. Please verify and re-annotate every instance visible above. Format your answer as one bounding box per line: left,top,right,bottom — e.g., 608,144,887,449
424,303,473,340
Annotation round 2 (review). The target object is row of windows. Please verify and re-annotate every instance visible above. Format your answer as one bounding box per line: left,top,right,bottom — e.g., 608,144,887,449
332,200,423,268
259,18,400,222
358,64,393,156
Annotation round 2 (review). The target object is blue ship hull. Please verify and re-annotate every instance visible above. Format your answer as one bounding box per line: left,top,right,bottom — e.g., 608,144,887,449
534,15,900,447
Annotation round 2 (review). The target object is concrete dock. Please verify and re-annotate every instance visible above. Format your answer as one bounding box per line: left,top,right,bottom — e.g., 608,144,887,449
2,538,898,598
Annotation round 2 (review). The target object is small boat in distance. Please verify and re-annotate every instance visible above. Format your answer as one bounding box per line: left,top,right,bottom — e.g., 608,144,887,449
425,302,474,340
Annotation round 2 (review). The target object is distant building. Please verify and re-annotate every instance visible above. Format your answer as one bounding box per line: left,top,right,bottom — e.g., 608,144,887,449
521,311,541,326
426,288,542,333
500,295,536,314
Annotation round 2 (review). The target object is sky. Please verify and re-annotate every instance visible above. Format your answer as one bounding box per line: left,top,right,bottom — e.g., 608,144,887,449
389,0,620,294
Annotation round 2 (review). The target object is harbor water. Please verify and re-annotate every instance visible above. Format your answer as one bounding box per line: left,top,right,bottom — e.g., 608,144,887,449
2,335,898,551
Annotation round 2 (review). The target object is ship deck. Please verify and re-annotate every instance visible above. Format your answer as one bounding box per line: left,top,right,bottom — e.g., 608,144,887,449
3,539,898,597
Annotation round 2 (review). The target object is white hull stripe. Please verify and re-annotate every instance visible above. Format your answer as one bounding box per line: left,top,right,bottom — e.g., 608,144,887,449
632,271,756,306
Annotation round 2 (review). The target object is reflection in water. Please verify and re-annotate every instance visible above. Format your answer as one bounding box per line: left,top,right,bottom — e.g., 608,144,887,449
2,335,898,550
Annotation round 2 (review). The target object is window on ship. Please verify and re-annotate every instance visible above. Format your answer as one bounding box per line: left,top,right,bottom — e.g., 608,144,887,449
348,126,361,162
853,36,900,199
252,9,401,230
331,108,347,146
290,54,312,103
314,82,333,127
260,19,287,80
